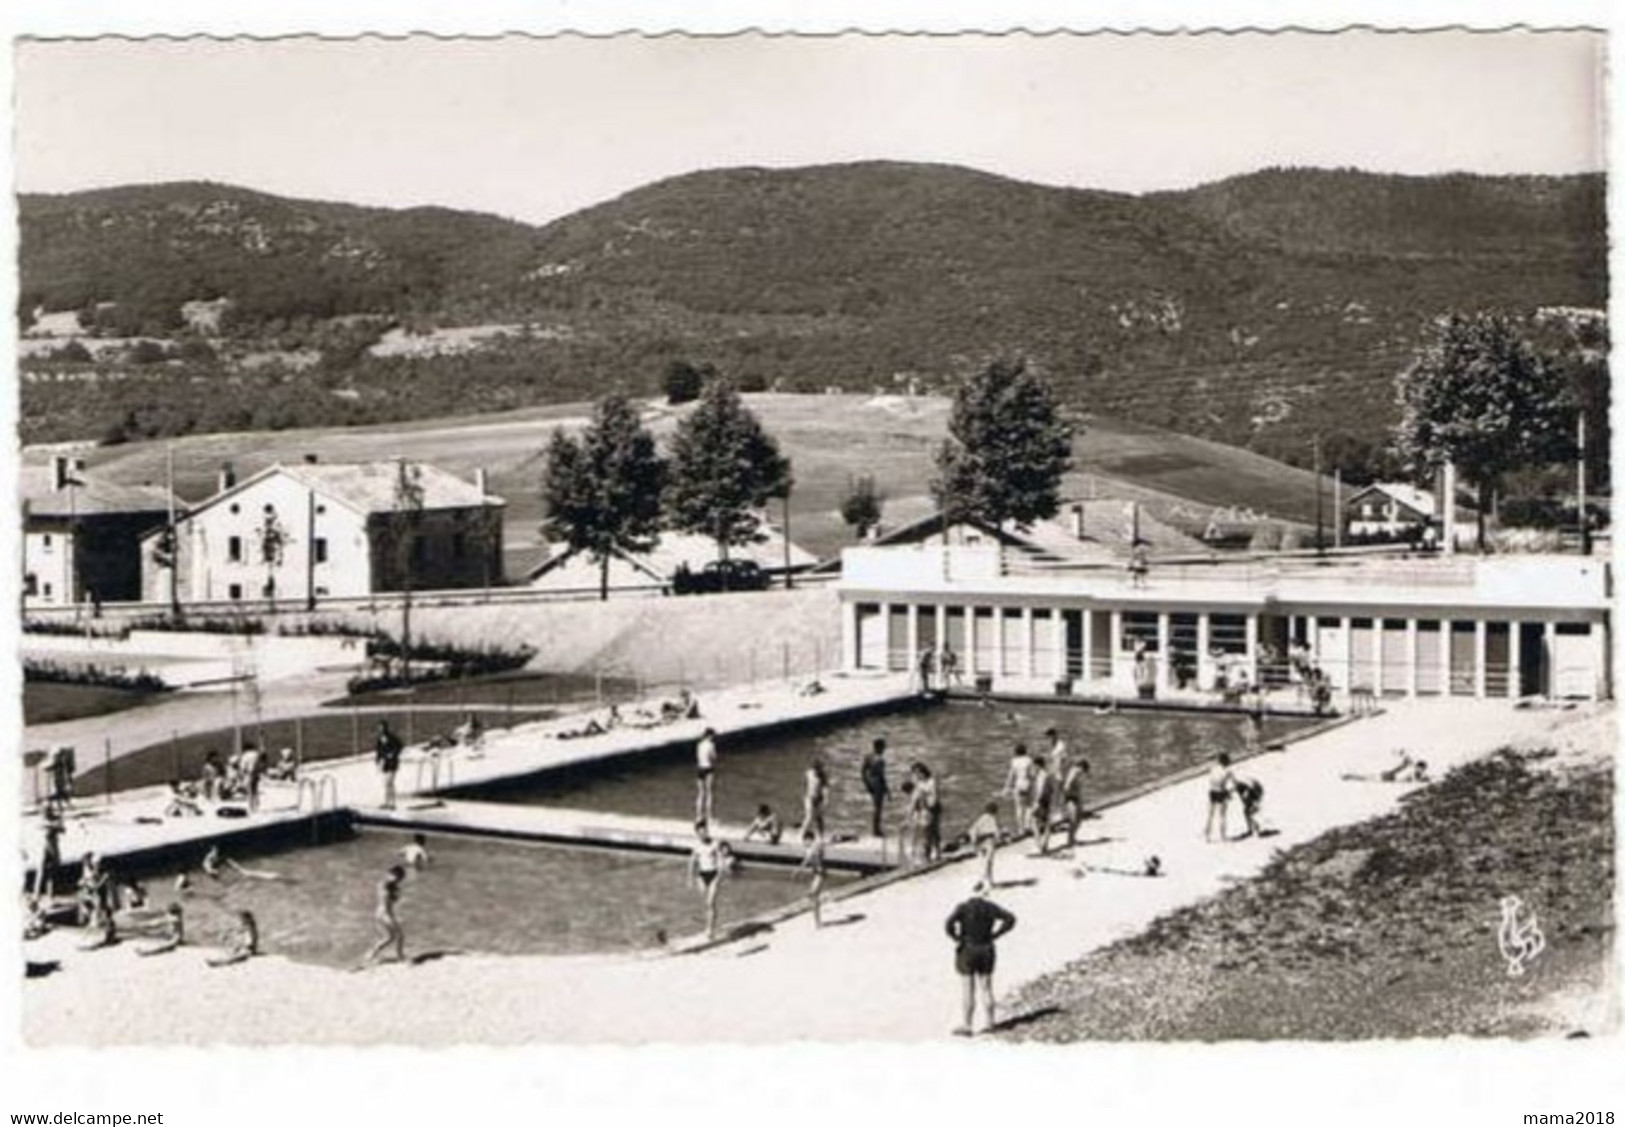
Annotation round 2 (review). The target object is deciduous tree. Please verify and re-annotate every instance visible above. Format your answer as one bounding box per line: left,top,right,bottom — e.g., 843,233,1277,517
665,380,791,564
543,394,667,601
1394,313,1575,550
933,357,1074,530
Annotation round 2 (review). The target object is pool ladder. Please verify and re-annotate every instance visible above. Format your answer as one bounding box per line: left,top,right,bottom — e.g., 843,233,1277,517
295,775,339,814
414,749,456,795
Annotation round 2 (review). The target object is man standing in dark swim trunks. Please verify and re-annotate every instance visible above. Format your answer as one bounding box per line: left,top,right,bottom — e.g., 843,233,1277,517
374,721,403,811
945,881,1017,1036
861,738,890,839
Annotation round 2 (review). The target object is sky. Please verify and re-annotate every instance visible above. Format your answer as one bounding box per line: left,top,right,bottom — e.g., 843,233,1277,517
13,29,1606,226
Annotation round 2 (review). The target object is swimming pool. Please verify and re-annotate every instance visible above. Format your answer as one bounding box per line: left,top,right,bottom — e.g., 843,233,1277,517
117,829,839,967
468,701,1317,842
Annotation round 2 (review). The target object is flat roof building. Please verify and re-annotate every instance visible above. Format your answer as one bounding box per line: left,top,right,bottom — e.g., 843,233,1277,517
836,546,1611,702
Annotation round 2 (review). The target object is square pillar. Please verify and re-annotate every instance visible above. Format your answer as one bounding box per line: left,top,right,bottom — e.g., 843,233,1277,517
1439,618,1453,696
1080,607,1094,684
1509,621,1522,700
1110,609,1125,689
1373,619,1385,698
1543,621,1557,698
1245,615,1260,686
1196,613,1213,690
1021,606,1035,679
992,607,1006,680
878,602,893,670
1156,612,1172,691
841,601,859,671
935,604,948,655
1474,620,1488,699
906,604,920,677
1406,618,1419,698
1344,617,1355,694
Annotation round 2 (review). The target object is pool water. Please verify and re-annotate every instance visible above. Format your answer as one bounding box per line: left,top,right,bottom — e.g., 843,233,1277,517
120,829,838,968
474,701,1316,843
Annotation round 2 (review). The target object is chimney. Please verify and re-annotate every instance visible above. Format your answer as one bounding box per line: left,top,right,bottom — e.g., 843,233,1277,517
51,454,70,491
474,467,489,496
218,462,236,494
1070,503,1085,540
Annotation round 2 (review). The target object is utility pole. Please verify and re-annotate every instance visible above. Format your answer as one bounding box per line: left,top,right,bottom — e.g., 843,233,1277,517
165,444,181,619
1577,411,1590,556
782,488,793,590
1313,435,1325,557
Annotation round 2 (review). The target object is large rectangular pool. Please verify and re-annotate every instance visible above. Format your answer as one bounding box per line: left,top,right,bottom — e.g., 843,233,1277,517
465,700,1318,842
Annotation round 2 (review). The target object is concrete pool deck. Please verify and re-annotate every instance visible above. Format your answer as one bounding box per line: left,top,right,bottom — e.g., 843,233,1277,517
19,668,919,880
23,695,1609,1044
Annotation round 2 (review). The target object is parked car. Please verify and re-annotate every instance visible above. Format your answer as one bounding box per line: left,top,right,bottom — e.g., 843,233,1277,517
672,559,772,595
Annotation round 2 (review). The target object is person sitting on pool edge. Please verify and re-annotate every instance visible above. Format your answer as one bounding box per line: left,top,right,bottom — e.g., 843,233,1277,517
138,904,185,957
744,804,783,845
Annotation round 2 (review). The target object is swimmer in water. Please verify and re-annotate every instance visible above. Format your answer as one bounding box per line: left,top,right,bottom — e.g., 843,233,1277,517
202,845,289,883
207,911,259,968
399,833,431,871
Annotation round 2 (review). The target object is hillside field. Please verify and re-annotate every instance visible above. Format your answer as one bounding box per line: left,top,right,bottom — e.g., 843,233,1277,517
36,393,1335,575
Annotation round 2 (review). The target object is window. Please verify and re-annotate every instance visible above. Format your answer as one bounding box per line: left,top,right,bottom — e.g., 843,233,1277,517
313,538,329,564
228,583,243,601
452,532,467,560
227,535,243,563
43,582,54,598
41,534,53,552
24,573,37,596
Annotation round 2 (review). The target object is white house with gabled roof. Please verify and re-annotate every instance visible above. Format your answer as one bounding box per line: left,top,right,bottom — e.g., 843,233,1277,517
140,459,504,605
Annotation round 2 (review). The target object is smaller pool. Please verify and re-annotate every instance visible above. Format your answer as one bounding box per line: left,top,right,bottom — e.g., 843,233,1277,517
115,829,837,968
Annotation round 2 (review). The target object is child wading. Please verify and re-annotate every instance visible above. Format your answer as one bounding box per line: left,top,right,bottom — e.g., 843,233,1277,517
798,829,827,927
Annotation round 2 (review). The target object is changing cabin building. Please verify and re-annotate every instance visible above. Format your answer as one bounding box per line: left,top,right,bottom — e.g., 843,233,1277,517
140,460,504,605
837,545,1611,702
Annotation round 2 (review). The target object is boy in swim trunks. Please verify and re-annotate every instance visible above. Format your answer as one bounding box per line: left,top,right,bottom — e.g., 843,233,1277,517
945,881,1017,1036
1003,744,1037,835
695,729,719,826
1205,753,1237,842
688,821,726,941
1029,756,1056,856
967,802,1001,887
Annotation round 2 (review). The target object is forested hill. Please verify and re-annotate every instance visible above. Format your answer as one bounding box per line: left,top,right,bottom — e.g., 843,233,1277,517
18,163,1606,468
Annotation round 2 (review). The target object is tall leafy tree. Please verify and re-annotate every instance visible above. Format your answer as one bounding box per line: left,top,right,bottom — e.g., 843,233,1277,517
543,393,668,601
1394,313,1575,550
665,380,792,563
933,357,1075,530
840,474,886,540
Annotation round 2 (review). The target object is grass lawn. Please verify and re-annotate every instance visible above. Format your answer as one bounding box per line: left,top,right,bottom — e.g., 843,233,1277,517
999,747,1614,1041
23,681,167,726
68,393,1336,566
